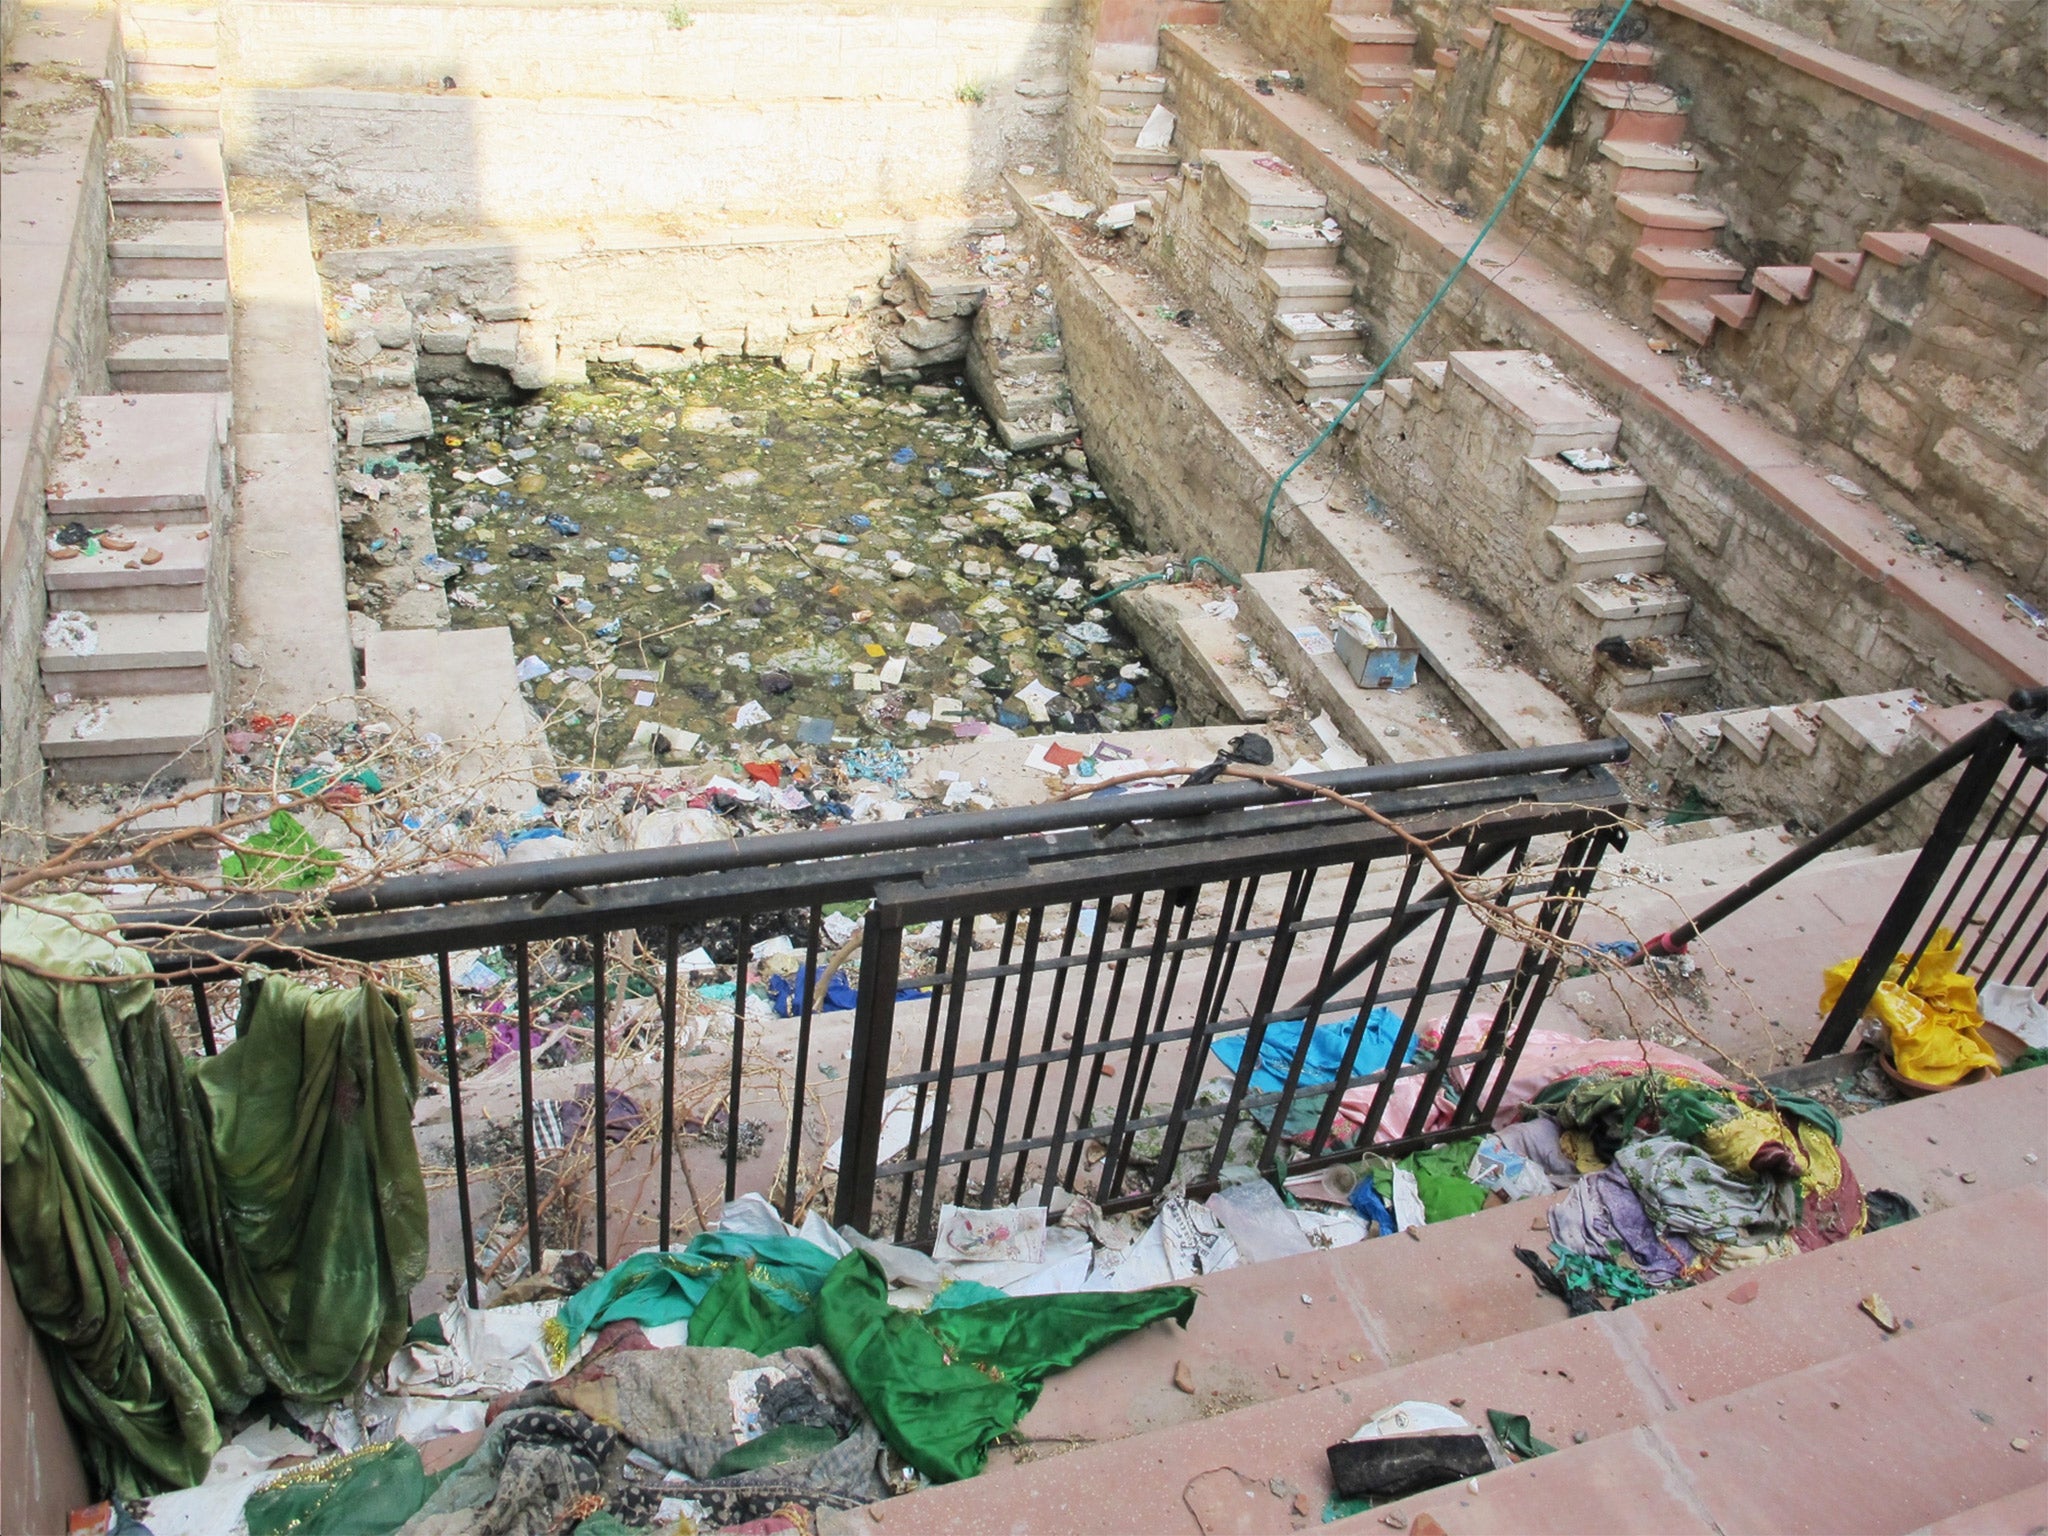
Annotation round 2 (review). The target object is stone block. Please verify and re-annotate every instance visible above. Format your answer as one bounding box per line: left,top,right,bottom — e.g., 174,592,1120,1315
476,298,537,322
628,347,693,375
466,321,520,369
899,310,971,350
744,322,788,359
336,332,383,367
555,347,590,386
366,304,414,348
417,314,474,354
701,327,747,356
510,326,557,389
346,391,433,446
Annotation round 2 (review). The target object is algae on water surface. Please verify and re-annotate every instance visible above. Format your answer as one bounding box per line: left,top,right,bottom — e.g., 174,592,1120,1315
420,364,1175,767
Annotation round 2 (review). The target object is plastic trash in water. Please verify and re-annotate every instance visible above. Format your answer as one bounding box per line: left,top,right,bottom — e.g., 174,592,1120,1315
891,446,916,464
515,655,552,682
545,513,581,536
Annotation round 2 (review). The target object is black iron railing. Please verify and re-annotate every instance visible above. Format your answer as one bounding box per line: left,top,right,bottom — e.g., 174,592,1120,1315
1645,689,2048,1060
133,741,1630,1294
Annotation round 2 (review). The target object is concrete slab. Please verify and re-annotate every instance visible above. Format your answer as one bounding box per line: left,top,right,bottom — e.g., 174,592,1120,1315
105,135,225,207
363,626,548,784
228,188,357,717
45,394,223,519
1450,352,1619,451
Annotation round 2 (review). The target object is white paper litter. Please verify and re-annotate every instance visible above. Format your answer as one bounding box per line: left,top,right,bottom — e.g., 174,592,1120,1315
732,700,772,729
933,1204,1047,1264
1348,1400,1473,1441
1135,103,1176,151
904,622,946,648
824,1083,916,1174
41,610,97,657
1981,982,2048,1047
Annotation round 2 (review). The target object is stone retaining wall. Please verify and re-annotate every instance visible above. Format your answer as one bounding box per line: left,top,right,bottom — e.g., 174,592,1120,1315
222,0,1074,223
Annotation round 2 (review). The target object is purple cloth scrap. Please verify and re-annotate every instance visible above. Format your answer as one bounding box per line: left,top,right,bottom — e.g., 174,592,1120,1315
1548,1165,1693,1284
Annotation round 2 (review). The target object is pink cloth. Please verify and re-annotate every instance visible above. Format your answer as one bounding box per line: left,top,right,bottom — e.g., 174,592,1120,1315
1331,1024,1729,1143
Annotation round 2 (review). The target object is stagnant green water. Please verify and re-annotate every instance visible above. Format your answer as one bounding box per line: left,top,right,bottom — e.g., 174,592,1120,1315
421,364,1175,768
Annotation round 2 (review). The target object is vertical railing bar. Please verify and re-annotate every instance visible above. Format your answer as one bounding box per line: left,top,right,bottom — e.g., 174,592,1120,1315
1146,876,1260,1197
1124,885,1206,1137
590,939,608,1269
2020,881,2048,989
437,952,479,1309
514,942,542,1277
190,980,217,1056
895,917,954,1244
1094,887,1190,1204
834,914,903,1235
725,916,751,1204
1040,896,1116,1204
952,911,1021,1207
782,905,824,1225
1921,766,2035,969
1811,729,2017,1059
1383,840,1499,1143
978,906,1045,1206
1966,771,2048,975
658,929,678,1251
1062,892,1148,1188
1346,840,1496,1148
914,933,977,1246
1472,829,1612,1124
1413,839,1527,1136
1298,857,1381,1160
1258,862,1357,1172
1203,867,1315,1187
1009,901,1082,1205
1205,875,1263,1032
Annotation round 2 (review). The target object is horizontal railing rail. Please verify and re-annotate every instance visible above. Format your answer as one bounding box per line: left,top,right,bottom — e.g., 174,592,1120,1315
125,741,1632,1292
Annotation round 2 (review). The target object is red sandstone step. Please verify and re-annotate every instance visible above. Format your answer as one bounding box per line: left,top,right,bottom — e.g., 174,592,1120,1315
1329,13,1416,45
1348,1290,2048,1534
1631,243,1745,283
1650,296,1716,345
1492,7,1657,70
860,1164,2048,1533
1615,192,1727,232
1753,263,1817,304
1813,249,1867,289
1704,288,1762,329
1860,229,1933,266
1928,222,2048,299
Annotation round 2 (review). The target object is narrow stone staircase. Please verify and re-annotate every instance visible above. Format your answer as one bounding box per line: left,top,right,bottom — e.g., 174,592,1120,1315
1327,0,1420,146
1077,68,1180,214
832,1068,2048,1534
40,393,230,796
106,134,231,394
1198,150,1371,404
120,0,222,133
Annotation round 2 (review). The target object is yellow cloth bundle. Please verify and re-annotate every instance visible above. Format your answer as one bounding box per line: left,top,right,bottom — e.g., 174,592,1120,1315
1819,929,1999,1087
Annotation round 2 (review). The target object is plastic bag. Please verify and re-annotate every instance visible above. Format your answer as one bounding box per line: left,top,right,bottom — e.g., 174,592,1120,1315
1819,929,1998,1086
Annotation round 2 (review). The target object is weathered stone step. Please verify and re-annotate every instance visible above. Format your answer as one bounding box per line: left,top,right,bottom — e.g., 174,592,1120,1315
108,332,232,392
1240,570,1475,762
1596,138,1699,173
41,691,219,783
1753,264,1817,304
124,92,222,132
1106,143,1180,167
1287,356,1374,391
1522,454,1649,523
109,277,229,334
1452,351,1619,456
1581,77,1683,114
45,394,224,523
1593,631,1714,710
108,217,227,280
106,135,224,214
1616,191,1727,232
1572,575,1693,639
1631,243,1746,283
1371,571,1589,748
1344,59,1414,89
1652,295,1719,344
848,1076,2048,1536
46,522,216,612
1091,70,1164,110
1115,582,1283,726
1704,288,1763,330
1329,13,1416,46
1201,149,1326,220
40,610,212,695
1822,688,1927,758
1259,266,1355,303
1545,520,1666,580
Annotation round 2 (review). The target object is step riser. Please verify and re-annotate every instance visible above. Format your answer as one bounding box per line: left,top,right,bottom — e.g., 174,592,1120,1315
1605,111,1688,144
107,367,233,394
125,60,216,85
1282,337,1367,364
1344,41,1413,67
1653,275,1744,301
1588,59,1657,83
123,23,216,50
1561,548,1665,581
1595,664,1714,711
110,255,228,281
47,749,212,784
110,196,224,221
49,578,211,613
1613,166,1697,195
125,102,221,131
1577,605,1691,642
1634,224,1720,251
110,310,229,336
46,664,212,698
1258,244,1340,270
1097,88,1162,111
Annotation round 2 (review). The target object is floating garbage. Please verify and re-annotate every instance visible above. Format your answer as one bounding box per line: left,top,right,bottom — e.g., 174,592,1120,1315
421,362,1176,766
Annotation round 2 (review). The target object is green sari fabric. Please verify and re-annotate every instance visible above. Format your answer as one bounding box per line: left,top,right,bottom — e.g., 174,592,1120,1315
686,1257,823,1354
1,899,429,1495
242,1439,440,1536
548,1232,838,1364
814,1251,1196,1483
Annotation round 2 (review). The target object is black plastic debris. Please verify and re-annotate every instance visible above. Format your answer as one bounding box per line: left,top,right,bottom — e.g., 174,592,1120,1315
1325,1432,1494,1501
